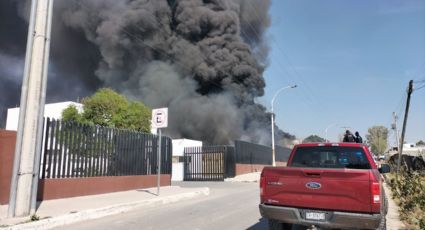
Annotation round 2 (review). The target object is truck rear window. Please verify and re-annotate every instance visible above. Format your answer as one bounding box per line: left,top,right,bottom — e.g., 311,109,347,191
290,146,371,169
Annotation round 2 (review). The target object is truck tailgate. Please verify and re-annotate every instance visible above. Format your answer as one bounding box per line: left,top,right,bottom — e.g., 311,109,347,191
262,167,372,213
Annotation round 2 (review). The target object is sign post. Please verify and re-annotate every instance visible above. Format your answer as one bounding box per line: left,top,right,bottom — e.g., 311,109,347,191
152,108,168,196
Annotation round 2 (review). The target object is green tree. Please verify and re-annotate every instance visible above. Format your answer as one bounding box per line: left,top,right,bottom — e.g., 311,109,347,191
61,105,83,123
302,135,325,143
62,88,152,133
81,88,128,127
121,101,151,132
366,126,388,155
416,140,425,146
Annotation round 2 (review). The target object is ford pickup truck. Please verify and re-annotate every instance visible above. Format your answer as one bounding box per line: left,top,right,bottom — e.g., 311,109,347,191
259,142,391,230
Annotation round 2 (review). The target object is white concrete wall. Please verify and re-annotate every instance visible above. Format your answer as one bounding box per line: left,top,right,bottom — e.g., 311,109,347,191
171,139,202,181
6,101,83,178
172,139,202,156
172,163,184,182
6,101,83,131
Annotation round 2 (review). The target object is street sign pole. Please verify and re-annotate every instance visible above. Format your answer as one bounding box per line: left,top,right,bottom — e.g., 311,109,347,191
152,108,168,196
157,128,161,196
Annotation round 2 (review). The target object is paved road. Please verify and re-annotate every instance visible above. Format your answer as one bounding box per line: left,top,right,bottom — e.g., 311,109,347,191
60,180,403,230
58,182,271,230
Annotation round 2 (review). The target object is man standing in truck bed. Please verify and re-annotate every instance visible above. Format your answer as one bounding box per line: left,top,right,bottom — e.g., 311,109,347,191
343,130,356,142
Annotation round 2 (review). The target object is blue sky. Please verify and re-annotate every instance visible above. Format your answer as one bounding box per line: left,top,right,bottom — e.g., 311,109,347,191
259,0,425,144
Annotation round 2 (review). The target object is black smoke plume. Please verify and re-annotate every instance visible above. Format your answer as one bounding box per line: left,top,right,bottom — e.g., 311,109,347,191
0,0,295,144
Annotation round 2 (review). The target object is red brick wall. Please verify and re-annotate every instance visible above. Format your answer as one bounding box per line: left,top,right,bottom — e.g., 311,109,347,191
235,162,287,176
0,129,17,204
37,175,171,200
0,129,171,203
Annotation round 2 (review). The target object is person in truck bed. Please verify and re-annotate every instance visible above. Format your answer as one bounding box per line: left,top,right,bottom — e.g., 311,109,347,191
355,131,363,143
343,130,356,142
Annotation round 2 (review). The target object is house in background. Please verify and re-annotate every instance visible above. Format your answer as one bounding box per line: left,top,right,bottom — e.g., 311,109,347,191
5,101,83,131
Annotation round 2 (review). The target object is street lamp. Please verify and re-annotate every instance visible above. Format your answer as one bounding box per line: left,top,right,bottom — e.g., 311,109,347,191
271,84,297,166
340,126,351,142
325,123,338,142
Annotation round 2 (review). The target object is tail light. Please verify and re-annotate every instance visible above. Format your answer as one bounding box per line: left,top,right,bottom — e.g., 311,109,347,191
369,170,382,213
371,182,380,204
260,175,266,196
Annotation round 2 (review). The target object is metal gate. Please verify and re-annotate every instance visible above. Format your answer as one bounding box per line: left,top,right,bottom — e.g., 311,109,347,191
183,146,228,181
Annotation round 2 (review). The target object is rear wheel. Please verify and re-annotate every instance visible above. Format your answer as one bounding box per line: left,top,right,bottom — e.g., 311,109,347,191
412,157,425,171
268,219,293,230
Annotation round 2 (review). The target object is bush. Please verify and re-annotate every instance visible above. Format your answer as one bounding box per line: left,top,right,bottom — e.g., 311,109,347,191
388,171,425,229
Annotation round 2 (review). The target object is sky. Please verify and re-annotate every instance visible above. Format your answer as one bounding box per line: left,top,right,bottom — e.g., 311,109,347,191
259,0,425,144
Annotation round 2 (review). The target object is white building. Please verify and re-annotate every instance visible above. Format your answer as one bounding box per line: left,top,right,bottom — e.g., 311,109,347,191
6,101,83,131
171,139,202,181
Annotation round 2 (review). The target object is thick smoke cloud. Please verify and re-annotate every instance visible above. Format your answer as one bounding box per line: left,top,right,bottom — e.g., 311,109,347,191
0,0,295,144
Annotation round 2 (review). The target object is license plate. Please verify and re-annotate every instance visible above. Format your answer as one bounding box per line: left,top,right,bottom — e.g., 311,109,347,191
305,212,325,220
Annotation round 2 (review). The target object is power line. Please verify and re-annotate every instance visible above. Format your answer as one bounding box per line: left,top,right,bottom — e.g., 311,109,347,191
384,87,407,145
414,83,425,91
242,1,326,114
71,0,240,91
405,61,425,82
126,2,266,91
413,78,425,84
244,1,326,106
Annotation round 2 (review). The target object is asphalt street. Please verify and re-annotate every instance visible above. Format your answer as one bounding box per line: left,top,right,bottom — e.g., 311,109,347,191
57,182,271,230
56,181,316,230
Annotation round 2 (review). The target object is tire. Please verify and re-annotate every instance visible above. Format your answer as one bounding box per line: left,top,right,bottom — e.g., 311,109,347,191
268,219,293,230
412,157,425,171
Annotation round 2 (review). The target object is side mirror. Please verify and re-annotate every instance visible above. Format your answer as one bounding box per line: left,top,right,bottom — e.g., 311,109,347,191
378,164,391,174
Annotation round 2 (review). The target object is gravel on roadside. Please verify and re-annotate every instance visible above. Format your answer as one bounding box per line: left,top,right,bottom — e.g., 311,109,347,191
224,172,260,183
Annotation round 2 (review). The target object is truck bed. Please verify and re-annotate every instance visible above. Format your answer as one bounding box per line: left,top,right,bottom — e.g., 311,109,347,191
261,167,372,213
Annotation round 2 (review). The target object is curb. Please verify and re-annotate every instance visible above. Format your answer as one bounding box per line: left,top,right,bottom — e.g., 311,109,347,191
4,187,209,230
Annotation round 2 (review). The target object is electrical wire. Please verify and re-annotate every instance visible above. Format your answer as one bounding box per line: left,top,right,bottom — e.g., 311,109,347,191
242,0,327,114
414,83,425,91
137,0,321,116
124,1,269,91
71,0,230,91
412,61,425,81
414,78,425,84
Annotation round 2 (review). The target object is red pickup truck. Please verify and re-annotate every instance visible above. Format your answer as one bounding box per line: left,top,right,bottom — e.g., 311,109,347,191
259,142,391,230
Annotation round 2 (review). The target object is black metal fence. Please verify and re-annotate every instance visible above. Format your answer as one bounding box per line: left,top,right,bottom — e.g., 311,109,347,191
183,146,235,181
183,141,291,181
234,140,291,165
40,118,172,179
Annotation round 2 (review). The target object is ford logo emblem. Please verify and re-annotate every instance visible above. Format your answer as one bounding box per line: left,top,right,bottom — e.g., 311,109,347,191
306,182,321,189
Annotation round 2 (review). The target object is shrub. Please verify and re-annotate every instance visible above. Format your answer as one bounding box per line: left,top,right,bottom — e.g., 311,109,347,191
388,171,425,229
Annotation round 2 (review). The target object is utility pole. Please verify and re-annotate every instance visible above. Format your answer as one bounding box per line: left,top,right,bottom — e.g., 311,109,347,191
392,112,400,156
397,80,414,174
8,0,54,217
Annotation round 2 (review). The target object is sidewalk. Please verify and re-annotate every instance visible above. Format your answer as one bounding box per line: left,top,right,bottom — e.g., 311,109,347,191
0,186,209,230
383,182,407,230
